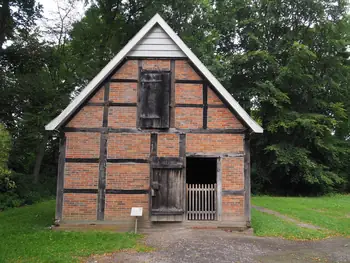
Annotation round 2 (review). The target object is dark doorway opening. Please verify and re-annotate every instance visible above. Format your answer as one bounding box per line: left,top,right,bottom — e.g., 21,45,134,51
186,158,216,184
186,157,217,220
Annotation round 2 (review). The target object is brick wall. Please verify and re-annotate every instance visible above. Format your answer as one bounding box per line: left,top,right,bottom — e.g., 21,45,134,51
65,132,100,158
208,88,223,105
108,133,150,159
222,196,244,220
61,58,247,225
66,106,103,128
109,83,137,103
64,163,99,189
142,59,170,70
186,134,244,153
208,108,244,129
157,134,179,157
108,107,137,128
222,157,244,191
175,108,203,129
63,194,97,221
88,87,104,103
112,60,138,79
105,194,149,221
175,60,202,80
106,163,149,189
175,84,203,104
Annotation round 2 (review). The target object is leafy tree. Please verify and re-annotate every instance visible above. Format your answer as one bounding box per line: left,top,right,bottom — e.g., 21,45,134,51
0,0,42,49
212,0,350,194
0,123,13,191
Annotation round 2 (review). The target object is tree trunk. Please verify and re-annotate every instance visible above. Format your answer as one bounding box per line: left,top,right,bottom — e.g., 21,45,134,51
33,132,49,184
0,0,11,49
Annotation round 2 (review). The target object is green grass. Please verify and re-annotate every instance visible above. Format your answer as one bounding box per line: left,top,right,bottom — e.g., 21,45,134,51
252,195,350,238
251,209,331,240
0,200,143,263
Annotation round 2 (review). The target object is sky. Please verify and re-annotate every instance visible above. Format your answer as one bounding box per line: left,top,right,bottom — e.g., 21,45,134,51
38,0,86,22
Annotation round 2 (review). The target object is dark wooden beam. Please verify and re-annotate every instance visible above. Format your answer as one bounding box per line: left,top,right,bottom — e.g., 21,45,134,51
150,133,158,157
175,79,205,84
179,134,186,221
63,189,149,194
109,79,138,83
64,127,247,134
97,82,110,221
203,83,208,129
170,60,176,128
106,189,149,194
64,189,98,194
126,56,187,60
65,158,99,163
109,103,137,107
107,159,148,163
136,60,142,128
244,133,251,226
176,104,203,108
55,133,66,224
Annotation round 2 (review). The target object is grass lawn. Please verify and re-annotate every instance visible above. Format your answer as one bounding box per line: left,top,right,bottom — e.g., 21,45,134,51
0,200,145,263
252,195,350,239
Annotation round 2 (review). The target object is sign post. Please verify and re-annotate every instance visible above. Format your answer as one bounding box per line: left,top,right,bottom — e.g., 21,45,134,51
130,207,143,234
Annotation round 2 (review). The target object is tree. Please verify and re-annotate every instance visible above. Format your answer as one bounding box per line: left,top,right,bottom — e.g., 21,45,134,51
0,0,42,49
0,123,13,191
212,0,350,194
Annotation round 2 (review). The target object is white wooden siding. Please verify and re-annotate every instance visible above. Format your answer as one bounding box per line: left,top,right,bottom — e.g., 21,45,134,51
128,26,186,57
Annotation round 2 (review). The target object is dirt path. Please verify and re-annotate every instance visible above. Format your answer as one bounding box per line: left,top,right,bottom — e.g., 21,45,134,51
86,228,350,263
252,206,324,230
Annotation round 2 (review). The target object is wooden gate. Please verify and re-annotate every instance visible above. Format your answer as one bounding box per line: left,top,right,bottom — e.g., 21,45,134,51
187,184,216,220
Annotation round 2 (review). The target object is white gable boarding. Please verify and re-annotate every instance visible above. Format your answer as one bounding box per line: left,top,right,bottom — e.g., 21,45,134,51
45,14,263,133
128,26,186,57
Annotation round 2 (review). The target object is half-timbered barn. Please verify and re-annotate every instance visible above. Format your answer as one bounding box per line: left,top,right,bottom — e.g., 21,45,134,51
46,14,263,231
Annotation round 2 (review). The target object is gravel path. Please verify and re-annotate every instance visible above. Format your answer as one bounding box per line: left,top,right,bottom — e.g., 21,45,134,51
87,228,350,263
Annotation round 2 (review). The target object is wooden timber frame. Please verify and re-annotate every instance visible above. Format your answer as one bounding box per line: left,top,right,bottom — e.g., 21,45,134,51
55,57,251,227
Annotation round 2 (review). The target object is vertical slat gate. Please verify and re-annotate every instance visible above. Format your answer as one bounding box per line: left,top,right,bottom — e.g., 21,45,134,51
187,184,216,220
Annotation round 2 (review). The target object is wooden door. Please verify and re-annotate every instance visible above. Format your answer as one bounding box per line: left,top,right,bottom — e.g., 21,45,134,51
151,158,184,221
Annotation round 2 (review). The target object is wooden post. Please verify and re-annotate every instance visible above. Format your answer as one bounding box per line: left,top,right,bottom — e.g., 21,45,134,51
216,157,222,221
179,133,186,221
244,133,251,226
203,83,208,129
170,60,176,128
55,133,66,224
97,82,110,221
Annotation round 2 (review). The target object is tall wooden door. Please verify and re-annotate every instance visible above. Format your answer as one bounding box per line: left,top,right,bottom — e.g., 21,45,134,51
151,157,184,221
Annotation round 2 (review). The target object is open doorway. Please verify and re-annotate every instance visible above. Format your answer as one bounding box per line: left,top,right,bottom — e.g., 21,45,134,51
186,157,217,220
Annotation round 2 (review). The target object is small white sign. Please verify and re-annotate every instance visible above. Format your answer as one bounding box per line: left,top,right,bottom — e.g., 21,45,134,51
131,207,143,217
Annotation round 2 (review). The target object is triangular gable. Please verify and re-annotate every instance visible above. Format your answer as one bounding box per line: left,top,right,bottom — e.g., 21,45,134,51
128,26,186,57
45,14,263,133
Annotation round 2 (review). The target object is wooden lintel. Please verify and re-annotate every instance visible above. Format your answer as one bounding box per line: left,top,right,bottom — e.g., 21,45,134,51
151,157,184,169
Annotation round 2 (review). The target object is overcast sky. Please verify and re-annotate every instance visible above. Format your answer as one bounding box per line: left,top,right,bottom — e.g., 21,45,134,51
38,0,86,21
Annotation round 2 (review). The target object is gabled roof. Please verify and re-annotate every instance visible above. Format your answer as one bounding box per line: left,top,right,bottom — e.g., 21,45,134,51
45,14,263,133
